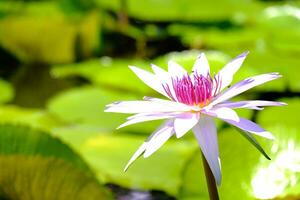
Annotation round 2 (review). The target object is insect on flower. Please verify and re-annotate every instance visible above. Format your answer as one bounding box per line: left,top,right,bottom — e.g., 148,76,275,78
105,51,286,185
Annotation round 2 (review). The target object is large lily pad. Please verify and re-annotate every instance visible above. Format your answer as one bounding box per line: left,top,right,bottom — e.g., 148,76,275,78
0,124,112,199
0,8,102,64
0,156,112,200
256,98,299,128
0,15,77,64
47,85,163,134
0,105,64,132
96,0,264,21
0,124,90,172
51,57,154,95
0,79,14,104
53,129,198,196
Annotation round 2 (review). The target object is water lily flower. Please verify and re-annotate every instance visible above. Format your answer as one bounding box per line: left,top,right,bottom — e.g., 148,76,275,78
105,51,286,185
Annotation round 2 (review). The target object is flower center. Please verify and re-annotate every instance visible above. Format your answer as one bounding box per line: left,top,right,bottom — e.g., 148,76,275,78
163,72,221,106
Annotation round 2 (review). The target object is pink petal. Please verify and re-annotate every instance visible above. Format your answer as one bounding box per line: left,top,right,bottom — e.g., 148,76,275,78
129,66,168,97
216,51,249,91
192,53,210,76
174,113,199,138
216,100,287,110
192,116,221,185
222,117,275,140
105,100,191,114
211,72,281,106
124,119,174,171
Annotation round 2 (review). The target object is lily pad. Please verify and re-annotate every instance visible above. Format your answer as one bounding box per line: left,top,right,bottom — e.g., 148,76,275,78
0,79,14,104
0,124,112,199
0,124,91,173
0,155,112,200
47,85,164,134
52,57,155,95
0,15,77,64
96,0,264,21
54,129,198,196
0,105,64,132
257,98,300,128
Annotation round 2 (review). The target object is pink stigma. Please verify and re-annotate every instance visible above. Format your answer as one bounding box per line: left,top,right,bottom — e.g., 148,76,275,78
163,72,221,106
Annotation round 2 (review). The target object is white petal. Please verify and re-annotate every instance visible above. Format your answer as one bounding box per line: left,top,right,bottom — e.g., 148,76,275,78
192,116,221,185
124,119,174,171
174,113,199,138
105,100,191,114
202,107,239,122
222,117,275,140
151,64,168,79
118,113,177,129
151,64,178,101
124,142,147,172
143,96,191,109
192,53,210,76
144,120,175,157
168,60,187,77
216,100,287,110
129,66,167,97
216,51,249,91
211,73,281,106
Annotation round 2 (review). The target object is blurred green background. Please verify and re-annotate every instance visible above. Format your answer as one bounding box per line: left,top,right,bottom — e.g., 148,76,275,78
0,0,299,199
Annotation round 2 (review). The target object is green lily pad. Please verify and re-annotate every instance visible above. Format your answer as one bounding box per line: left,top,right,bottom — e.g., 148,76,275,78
0,124,91,173
0,79,14,104
0,155,112,200
257,98,299,128
52,57,156,95
55,129,198,196
96,0,264,21
0,15,77,64
0,124,112,199
0,105,64,132
0,1,64,17
47,85,163,134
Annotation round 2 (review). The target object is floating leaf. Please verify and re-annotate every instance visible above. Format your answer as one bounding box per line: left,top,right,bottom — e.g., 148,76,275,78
0,124,112,199
0,124,91,172
55,130,198,196
0,79,14,104
96,0,264,21
0,15,77,64
257,98,300,128
52,58,153,94
0,155,112,200
0,105,64,132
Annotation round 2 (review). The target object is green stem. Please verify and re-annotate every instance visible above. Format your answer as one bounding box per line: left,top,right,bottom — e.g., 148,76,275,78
201,153,219,200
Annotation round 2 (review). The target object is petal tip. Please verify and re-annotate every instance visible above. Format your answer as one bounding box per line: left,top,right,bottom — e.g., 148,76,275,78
128,65,136,70
197,52,205,58
123,164,130,172
278,102,287,106
242,50,250,56
267,133,276,140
